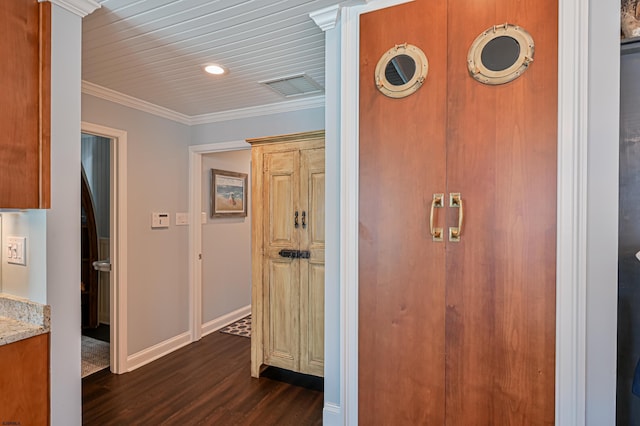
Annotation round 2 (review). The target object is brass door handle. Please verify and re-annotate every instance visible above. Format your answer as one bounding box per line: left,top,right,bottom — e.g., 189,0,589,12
449,193,463,242
430,193,443,241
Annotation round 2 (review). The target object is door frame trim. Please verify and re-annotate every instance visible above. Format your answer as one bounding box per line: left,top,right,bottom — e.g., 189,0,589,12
81,121,128,374
339,0,588,424
188,141,251,342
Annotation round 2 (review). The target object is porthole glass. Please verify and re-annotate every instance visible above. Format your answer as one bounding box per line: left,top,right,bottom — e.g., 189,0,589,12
480,36,521,72
385,54,417,85
375,44,428,98
467,24,534,85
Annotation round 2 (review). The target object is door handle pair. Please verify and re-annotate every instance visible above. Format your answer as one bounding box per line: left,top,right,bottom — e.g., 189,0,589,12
429,193,463,242
294,211,307,229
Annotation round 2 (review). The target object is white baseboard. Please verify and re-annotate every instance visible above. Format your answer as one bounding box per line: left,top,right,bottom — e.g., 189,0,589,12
126,331,192,372
323,402,342,425
201,305,251,337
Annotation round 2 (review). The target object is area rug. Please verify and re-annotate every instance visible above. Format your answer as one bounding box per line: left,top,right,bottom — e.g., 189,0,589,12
220,315,251,338
82,335,110,378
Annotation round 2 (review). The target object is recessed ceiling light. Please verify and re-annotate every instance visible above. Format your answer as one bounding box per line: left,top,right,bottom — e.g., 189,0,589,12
204,64,226,75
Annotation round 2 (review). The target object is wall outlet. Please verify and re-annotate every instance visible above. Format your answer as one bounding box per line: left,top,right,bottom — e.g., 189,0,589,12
7,236,26,266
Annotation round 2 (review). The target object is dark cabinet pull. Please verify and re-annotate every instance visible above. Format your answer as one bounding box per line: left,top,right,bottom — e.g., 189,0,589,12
294,211,299,228
298,250,310,259
278,249,311,259
302,211,306,229
279,249,298,258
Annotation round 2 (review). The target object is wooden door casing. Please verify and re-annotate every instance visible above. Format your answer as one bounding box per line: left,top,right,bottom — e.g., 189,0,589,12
358,0,557,423
359,1,448,424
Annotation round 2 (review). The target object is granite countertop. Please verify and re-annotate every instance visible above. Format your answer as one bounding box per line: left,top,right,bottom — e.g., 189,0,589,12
0,294,50,346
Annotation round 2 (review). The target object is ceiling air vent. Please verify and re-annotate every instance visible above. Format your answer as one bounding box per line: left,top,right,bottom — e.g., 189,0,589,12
260,74,324,98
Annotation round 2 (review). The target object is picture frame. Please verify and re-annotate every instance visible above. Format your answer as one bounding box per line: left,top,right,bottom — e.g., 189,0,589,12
210,169,248,218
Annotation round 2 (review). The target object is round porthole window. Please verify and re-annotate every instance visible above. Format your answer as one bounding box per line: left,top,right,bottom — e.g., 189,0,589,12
375,43,428,98
467,23,534,85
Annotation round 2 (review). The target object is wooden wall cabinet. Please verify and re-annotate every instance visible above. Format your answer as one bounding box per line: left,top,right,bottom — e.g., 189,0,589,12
248,131,325,378
0,333,50,424
358,1,557,424
0,0,51,209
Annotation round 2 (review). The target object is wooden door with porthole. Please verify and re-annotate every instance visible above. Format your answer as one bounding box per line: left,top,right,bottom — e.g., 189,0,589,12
358,0,558,424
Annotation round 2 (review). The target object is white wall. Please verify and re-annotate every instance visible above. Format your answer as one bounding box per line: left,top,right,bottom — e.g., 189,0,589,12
201,150,251,323
0,211,47,303
586,0,620,423
47,5,83,425
190,107,324,145
82,93,191,354
323,22,342,422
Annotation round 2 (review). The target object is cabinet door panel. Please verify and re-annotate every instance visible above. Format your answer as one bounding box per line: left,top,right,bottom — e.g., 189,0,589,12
300,146,325,376
359,1,448,424
264,151,298,253
0,1,50,208
444,0,557,423
264,259,299,371
300,148,325,248
300,260,324,376
0,334,49,424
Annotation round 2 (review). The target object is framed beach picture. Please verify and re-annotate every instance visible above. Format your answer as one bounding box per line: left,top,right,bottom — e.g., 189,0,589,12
210,169,248,218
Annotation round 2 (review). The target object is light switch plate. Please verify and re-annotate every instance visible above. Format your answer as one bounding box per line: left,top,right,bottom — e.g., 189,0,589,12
7,236,26,266
201,212,207,224
151,212,170,228
176,212,188,226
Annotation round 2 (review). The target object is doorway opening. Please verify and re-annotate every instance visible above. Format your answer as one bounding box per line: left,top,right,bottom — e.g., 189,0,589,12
188,140,251,342
80,122,128,376
81,133,111,377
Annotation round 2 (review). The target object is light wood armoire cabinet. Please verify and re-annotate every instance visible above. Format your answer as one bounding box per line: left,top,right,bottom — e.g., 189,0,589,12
248,131,325,378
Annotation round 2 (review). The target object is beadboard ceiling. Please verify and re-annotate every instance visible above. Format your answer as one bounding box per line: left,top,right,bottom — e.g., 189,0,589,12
82,0,341,120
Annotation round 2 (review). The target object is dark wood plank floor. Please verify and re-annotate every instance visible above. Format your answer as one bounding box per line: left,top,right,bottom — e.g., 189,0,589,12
82,331,323,425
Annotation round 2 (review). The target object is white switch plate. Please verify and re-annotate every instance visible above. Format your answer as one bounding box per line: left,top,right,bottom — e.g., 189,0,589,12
176,212,188,226
201,212,207,224
7,236,26,266
151,212,170,228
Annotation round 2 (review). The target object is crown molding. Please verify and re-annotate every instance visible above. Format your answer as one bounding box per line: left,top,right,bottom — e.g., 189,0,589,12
82,81,192,125
82,80,325,126
39,0,101,17
189,96,325,125
310,1,371,31
310,5,341,31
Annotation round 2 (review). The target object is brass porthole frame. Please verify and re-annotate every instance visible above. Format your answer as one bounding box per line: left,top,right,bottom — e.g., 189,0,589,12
375,43,429,98
467,23,535,85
